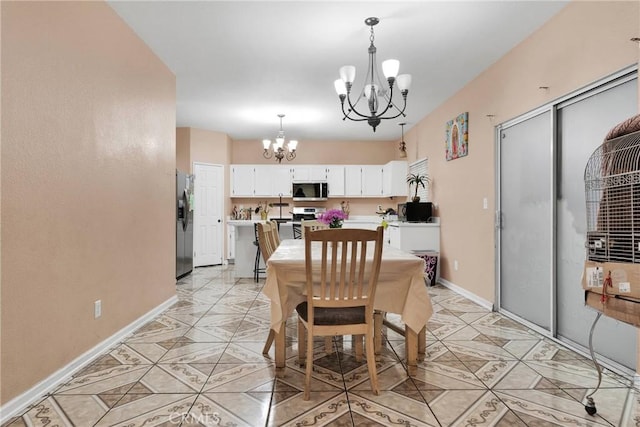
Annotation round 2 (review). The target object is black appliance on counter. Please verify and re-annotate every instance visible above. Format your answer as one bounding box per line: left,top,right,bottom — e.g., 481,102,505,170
398,202,433,222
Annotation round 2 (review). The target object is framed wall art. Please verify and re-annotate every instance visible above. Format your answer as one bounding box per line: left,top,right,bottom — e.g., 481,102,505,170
445,112,468,161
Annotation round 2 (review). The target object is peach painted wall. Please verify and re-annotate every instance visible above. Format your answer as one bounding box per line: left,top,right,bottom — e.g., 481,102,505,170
402,0,638,303
1,1,176,404
190,128,232,171
176,127,191,172
232,139,397,164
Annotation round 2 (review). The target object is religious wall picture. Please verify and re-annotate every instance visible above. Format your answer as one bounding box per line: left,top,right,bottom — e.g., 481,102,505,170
445,112,469,161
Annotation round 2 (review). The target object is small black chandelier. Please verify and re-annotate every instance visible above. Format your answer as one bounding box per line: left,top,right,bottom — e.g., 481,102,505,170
334,17,412,132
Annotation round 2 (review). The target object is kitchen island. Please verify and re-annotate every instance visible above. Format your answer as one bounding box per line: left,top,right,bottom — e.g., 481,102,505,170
227,219,293,278
227,220,265,279
228,217,440,281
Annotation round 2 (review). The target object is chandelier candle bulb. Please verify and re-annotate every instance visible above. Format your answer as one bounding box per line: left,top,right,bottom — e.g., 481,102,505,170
340,66,356,84
397,74,412,92
382,59,399,79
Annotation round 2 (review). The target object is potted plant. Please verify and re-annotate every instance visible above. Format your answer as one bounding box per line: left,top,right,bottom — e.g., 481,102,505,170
406,173,430,202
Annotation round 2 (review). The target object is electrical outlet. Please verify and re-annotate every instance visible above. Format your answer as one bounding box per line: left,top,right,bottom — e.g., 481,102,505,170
94,300,102,319
454,260,459,271
483,197,488,210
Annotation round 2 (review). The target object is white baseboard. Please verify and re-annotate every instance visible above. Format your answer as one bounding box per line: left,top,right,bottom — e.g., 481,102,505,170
0,295,178,424
437,278,494,311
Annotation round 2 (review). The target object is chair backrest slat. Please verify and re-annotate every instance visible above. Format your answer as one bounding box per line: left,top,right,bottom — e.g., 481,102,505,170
257,222,277,262
269,220,281,246
305,227,384,312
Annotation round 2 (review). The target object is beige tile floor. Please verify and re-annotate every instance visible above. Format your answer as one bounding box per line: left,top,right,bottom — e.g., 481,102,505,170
4,265,640,426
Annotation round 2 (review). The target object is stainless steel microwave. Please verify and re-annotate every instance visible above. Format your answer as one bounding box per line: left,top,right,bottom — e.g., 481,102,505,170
292,182,328,201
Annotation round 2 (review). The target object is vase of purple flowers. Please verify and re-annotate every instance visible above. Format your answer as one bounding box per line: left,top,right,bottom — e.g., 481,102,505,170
318,208,348,228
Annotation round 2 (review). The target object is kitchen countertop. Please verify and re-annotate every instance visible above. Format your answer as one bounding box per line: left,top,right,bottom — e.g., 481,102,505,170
227,218,292,226
387,220,440,227
227,217,440,227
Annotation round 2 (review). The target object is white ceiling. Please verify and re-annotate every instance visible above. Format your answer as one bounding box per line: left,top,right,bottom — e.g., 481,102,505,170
108,1,568,142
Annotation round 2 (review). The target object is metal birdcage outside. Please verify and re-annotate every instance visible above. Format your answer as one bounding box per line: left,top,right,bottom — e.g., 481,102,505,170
584,130,640,263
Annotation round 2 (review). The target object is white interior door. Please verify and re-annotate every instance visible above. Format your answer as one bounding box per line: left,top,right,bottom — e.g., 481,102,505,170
193,163,223,266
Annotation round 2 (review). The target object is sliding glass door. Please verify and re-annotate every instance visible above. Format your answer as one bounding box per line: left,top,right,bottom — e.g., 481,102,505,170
499,111,552,331
497,70,638,370
556,77,638,368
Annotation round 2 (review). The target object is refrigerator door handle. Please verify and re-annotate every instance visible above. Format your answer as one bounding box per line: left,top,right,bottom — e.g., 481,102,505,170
182,189,189,231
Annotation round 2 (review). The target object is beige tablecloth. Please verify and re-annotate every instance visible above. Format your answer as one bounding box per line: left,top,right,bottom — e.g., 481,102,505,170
263,239,433,333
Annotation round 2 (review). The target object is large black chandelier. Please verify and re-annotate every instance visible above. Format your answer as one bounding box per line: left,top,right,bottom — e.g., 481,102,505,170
333,17,412,132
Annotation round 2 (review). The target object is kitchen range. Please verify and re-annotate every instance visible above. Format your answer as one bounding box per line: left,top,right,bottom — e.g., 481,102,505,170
291,206,325,221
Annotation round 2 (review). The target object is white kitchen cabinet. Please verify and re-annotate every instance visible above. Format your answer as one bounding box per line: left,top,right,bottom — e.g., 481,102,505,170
232,165,292,197
387,222,440,252
361,165,384,197
227,224,235,260
388,221,440,283
344,165,384,197
383,160,408,197
344,166,363,196
231,165,255,196
271,165,293,197
230,162,403,199
326,166,345,197
292,166,327,181
253,165,273,196
388,223,400,247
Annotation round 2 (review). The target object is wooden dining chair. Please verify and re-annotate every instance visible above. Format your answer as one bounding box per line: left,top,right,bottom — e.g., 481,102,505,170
296,226,384,400
257,222,279,354
269,220,281,247
301,219,328,239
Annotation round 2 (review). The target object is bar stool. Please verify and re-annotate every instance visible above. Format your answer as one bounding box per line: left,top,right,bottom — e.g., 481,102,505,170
253,223,265,281
292,223,302,239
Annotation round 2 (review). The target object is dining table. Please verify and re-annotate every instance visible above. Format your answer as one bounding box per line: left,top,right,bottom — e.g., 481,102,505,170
262,238,434,368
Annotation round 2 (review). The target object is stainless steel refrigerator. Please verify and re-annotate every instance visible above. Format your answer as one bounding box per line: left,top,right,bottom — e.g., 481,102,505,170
176,170,194,279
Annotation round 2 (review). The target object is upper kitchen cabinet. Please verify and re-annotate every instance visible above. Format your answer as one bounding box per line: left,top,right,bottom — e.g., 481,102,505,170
292,166,327,181
271,165,293,197
383,160,409,197
231,165,255,196
344,164,390,197
326,166,345,197
230,161,407,199
253,165,293,197
344,166,363,196
253,165,273,196
361,165,384,196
